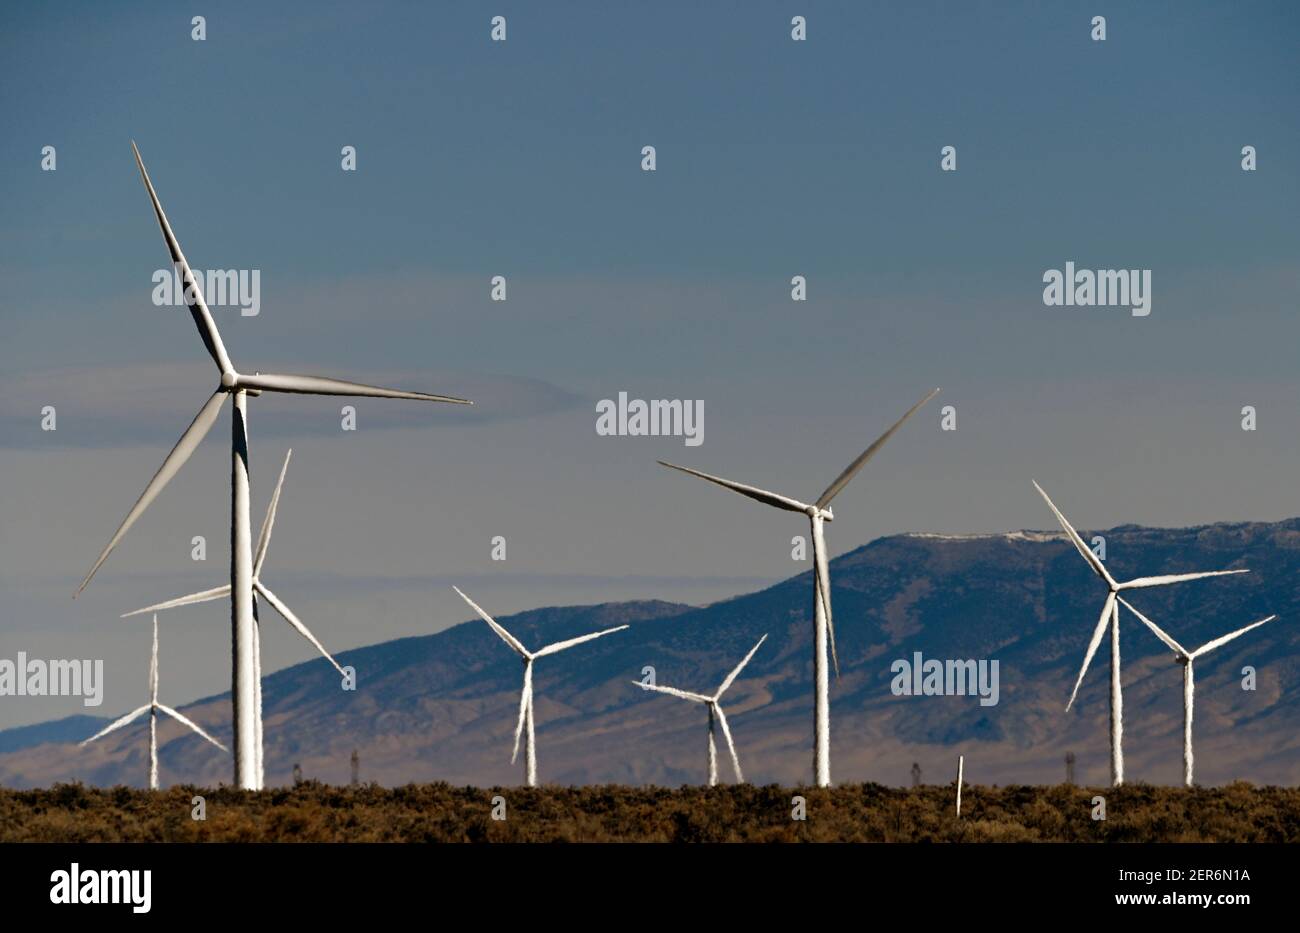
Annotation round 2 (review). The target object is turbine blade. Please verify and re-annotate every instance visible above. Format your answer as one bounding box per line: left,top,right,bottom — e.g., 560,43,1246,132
254,582,347,677
156,703,228,752
657,461,810,514
812,518,838,677
630,681,710,703
236,372,471,405
149,615,159,704
120,585,231,618
1121,569,1250,589
79,705,150,745
533,624,629,657
816,388,940,509
715,634,768,699
1117,597,1188,657
254,449,292,577
512,665,532,764
76,390,228,596
452,586,530,658
1191,615,1277,659
131,141,234,374
1066,592,1116,713
1031,481,1116,587
714,706,744,783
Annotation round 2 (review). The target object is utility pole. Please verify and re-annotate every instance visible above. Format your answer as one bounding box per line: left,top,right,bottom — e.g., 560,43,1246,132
1065,751,1076,785
955,755,964,817
350,749,360,786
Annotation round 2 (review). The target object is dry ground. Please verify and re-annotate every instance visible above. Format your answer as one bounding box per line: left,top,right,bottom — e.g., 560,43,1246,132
2,782,1298,842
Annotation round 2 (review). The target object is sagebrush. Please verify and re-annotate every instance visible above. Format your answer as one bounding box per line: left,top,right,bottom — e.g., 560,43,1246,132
3,782,1298,842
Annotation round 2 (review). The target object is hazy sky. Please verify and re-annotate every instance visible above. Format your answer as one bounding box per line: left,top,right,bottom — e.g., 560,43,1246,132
2,1,1298,727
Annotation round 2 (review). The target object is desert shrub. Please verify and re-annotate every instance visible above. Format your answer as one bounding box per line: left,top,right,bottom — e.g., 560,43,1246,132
3,783,1299,843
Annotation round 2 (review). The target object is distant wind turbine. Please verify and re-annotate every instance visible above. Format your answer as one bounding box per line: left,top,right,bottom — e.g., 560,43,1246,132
1032,481,1248,786
75,142,471,790
659,388,939,787
632,634,767,785
80,615,227,789
121,449,345,788
1119,597,1277,787
452,586,628,786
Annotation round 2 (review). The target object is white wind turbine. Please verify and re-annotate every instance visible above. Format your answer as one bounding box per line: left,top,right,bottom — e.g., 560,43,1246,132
1032,481,1249,786
1119,597,1276,787
120,449,344,788
632,634,767,785
74,142,471,790
453,586,628,787
80,615,227,789
659,388,939,787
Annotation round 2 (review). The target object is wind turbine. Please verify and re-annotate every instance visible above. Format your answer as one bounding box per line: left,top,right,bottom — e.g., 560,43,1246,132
659,388,939,787
74,142,471,790
1032,481,1249,786
632,634,767,785
1119,598,1276,787
453,586,628,786
120,449,344,788
80,615,227,789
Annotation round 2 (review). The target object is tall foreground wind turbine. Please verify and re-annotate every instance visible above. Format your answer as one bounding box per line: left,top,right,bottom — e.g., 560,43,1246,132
75,143,471,790
1032,481,1248,786
660,388,938,787
453,586,627,786
120,449,344,788
80,616,227,789
1120,598,1277,787
633,634,766,785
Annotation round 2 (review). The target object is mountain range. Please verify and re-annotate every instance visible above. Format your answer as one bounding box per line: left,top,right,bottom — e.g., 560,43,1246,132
3,518,1299,788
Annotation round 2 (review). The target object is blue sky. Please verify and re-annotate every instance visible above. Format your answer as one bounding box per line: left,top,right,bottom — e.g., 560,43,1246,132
1,1,1298,727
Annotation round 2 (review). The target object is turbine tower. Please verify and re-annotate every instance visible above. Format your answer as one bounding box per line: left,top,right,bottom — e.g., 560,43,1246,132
75,143,471,790
453,586,628,786
1032,481,1248,786
80,615,227,789
120,449,346,788
1119,598,1276,787
659,388,939,786
632,634,766,785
